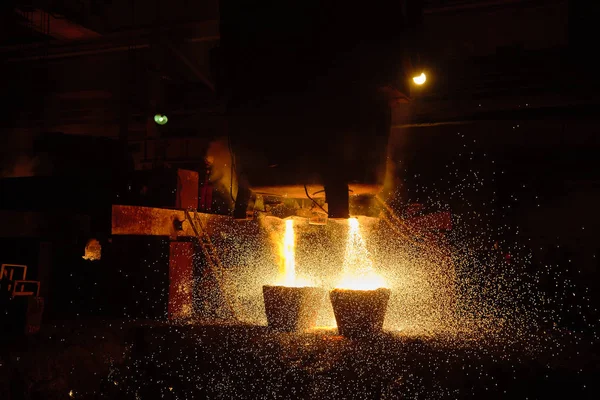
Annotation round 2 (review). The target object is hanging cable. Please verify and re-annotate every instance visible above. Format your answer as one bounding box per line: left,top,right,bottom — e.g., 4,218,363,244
304,184,328,214
227,134,237,202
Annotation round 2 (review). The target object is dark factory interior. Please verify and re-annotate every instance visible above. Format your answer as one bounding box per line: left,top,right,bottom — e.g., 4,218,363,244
1,0,599,399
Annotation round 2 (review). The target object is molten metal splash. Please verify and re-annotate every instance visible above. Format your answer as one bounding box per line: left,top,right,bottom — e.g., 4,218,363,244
336,218,387,290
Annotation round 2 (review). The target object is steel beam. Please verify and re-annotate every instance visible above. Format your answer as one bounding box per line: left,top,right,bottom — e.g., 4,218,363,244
168,43,215,92
3,20,219,62
15,7,101,41
111,205,226,237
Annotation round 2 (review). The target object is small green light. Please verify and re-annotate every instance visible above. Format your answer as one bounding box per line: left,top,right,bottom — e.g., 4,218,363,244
154,114,168,125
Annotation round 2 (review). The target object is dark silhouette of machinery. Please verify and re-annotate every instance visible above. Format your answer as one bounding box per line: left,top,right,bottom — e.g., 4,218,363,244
219,0,425,219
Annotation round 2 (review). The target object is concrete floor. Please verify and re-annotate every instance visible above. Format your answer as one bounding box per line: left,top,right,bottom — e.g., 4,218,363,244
2,319,597,399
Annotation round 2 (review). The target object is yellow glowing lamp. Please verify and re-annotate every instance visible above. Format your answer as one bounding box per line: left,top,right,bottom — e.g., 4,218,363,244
154,114,168,125
412,72,426,85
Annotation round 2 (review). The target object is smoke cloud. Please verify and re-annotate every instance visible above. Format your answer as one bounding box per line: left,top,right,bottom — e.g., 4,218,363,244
205,138,237,209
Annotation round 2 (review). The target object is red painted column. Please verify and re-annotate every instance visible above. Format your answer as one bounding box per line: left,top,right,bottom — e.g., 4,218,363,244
168,241,194,320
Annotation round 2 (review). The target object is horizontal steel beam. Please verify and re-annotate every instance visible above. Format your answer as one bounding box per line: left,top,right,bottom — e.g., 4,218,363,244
424,0,564,14
2,20,219,63
111,205,228,237
15,7,101,41
393,103,600,128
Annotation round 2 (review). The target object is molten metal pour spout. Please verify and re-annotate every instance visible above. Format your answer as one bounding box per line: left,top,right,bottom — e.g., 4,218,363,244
324,181,350,219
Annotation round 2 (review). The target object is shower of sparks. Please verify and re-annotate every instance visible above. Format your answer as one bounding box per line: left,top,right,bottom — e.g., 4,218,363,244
21,126,597,400
336,218,387,290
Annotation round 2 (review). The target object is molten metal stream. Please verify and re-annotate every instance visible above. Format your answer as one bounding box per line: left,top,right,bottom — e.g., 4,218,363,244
336,217,387,290
276,218,314,287
282,219,296,285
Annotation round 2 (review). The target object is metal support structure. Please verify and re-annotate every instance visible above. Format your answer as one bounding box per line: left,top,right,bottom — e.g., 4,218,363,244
111,205,236,321
392,104,600,129
14,7,101,41
168,43,215,92
2,20,220,62
185,209,237,321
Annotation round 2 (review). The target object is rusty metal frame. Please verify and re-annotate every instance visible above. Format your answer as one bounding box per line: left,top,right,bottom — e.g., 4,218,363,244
12,280,41,297
1,264,28,281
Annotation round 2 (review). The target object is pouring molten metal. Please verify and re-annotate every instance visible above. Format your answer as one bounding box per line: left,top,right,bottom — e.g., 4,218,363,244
275,219,315,287
331,218,390,338
335,218,388,290
264,218,323,332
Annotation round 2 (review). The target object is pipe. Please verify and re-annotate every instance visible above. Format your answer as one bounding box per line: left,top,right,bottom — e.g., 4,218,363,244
167,43,215,92
393,121,473,128
0,20,219,52
5,44,150,62
424,0,564,15
392,104,600,128
4,36,220,63
2,21,220,62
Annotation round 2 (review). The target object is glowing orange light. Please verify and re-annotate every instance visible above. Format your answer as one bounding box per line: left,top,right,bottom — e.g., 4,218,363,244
413,72,426,85
275,219,314,287
82,238,101,261
282,219,296,284
335,218,387,290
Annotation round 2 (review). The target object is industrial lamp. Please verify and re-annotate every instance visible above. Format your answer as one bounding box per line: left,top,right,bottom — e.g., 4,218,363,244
412,72,426,85
154,113,168,125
